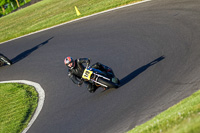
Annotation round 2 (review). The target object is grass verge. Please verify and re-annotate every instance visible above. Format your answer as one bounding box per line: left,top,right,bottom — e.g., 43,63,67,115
0,0,141,43
127,90,200,133
0,83,38,133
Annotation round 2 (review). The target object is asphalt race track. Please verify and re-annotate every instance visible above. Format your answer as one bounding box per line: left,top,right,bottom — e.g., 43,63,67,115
1,0,200,132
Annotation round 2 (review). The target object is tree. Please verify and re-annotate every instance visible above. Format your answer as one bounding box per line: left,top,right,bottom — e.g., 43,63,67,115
0,0,6,14
7,0,16,10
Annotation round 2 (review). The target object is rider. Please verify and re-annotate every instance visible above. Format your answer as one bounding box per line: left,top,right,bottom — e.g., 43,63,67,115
64,56,119,93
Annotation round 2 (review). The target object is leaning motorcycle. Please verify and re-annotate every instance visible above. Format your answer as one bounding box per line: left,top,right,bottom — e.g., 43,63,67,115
82,66,119,89
0,54,12,66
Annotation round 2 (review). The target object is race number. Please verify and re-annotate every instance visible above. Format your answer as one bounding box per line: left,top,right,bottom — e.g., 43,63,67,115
82,69,93,80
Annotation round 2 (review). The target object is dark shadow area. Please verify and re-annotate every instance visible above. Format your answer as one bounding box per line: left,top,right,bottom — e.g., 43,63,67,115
11,37,53,64
120,56,165,87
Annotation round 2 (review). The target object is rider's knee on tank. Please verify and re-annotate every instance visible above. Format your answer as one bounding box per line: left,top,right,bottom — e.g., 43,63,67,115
92,62,113,73
92,62,103,69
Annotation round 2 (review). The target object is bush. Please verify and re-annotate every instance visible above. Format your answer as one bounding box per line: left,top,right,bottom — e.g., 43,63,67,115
0,0,31,17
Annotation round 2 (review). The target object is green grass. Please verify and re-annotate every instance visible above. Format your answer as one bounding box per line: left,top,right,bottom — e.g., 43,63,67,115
127,90,200,133
0,0,140,43
0,83,38,133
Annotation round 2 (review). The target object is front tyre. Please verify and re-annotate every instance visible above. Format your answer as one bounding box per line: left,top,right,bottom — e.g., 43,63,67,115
112,77,120,84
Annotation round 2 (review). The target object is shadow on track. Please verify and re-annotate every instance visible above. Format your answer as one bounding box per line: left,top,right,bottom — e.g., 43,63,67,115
11,37,53,64
119,56,165,87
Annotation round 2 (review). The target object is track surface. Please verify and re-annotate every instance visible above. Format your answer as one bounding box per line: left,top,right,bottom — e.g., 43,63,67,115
1,0,200,132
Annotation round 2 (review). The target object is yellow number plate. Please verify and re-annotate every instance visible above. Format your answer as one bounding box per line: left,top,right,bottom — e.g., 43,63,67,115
82,69,93,80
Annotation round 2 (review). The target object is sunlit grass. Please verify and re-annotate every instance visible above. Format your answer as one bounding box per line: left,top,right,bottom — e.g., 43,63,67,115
128,90,200,133
0,0,140,43
0,83,38,133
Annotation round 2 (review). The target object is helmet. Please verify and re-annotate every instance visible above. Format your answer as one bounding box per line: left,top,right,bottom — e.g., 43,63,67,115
64,56,75,68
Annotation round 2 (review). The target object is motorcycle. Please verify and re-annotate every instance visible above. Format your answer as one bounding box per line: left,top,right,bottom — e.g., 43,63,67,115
0,54,12,66
82,66,119,89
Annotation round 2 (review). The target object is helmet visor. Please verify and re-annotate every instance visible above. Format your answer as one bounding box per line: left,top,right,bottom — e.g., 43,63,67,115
65,59,70,65
68,63,73,67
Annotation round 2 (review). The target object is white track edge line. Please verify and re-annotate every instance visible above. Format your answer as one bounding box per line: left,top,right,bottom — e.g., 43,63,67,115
0,80,45,133
0,0,151,45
